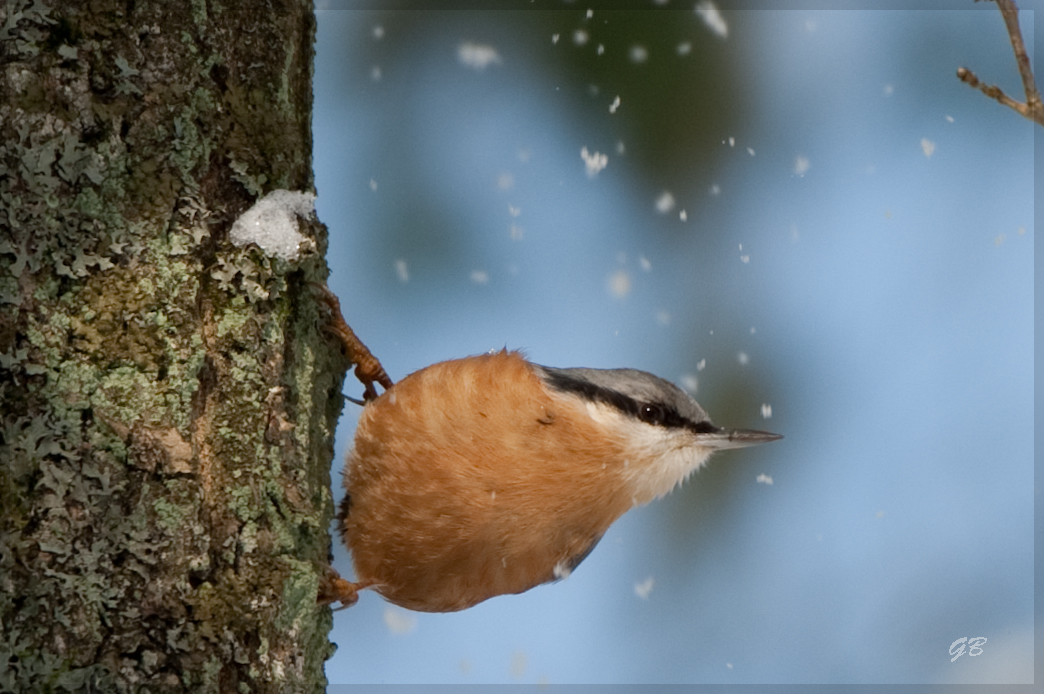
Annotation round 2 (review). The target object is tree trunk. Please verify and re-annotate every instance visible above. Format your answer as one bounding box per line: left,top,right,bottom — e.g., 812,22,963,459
0,1,346,691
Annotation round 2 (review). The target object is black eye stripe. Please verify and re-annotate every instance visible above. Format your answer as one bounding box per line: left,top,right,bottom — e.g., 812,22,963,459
687,419,720,434
540,370,716,434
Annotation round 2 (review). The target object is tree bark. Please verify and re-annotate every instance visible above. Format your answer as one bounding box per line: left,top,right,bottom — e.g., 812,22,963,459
0,1,346,691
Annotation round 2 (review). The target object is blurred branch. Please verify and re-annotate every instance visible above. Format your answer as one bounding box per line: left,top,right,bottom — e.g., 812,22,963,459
957,0,1043,126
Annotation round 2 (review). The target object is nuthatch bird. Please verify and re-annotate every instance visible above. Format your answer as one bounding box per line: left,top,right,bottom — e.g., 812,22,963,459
315,286,781,613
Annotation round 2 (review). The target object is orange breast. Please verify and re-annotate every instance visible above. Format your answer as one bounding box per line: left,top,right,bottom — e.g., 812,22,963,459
339,350,633,612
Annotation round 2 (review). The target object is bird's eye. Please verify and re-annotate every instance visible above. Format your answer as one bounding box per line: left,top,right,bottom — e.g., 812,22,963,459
638,403,666,426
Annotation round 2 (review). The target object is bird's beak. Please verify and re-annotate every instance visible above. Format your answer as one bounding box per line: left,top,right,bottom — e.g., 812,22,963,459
696,428,783,450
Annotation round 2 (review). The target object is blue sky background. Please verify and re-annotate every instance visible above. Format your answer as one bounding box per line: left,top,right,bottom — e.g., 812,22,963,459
312,3,1035,685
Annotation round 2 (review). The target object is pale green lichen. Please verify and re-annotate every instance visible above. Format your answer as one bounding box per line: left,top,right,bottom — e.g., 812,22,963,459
216,306,251,339
154,497,191,532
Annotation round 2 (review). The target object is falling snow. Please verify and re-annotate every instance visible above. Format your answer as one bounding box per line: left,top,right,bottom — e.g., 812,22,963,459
634,576,655,599
655,191,675,213
457,42,502,70
581,147,608,177
383,607,417,634
608,269,632,298
695,1,729,39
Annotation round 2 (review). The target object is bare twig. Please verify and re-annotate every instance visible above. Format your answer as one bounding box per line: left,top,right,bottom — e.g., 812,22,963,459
957,0,1044,126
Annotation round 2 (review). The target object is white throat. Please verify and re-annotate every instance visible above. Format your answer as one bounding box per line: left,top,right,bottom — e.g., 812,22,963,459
585,402,715,507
